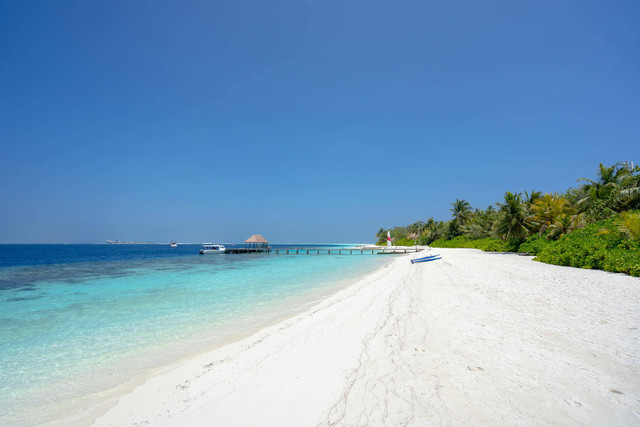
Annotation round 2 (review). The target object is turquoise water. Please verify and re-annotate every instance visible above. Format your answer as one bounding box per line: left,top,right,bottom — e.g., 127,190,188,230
0,245,390,425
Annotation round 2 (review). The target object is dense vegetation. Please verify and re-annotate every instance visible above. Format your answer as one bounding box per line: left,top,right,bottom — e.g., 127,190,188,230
375,162,640,276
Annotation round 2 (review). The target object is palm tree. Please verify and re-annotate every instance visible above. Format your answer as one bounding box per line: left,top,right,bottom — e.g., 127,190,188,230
530,194,572,235
464,206,497,239
411,220,425,243
451,199,472,225
548,214,572,239
525,190,542,205
494,192,530,240
616,165,640,210
375,227,387,244
423,219,445,244
420,218,437,244
577,163,630,211
446,220,462,239
548,212,584,239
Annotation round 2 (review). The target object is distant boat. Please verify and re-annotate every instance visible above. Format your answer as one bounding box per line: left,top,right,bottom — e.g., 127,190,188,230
199,243,226,254
387,231,392,247
169,241,178,247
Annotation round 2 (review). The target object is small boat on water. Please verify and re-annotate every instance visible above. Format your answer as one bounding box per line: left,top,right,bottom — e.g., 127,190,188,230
169,241,178,247
199,243,226,254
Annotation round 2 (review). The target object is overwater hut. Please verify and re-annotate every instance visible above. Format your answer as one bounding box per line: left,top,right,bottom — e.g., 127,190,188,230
245,234,269,249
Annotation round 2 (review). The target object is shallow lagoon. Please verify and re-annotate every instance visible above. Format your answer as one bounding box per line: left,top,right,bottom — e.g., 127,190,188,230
0,244,390,425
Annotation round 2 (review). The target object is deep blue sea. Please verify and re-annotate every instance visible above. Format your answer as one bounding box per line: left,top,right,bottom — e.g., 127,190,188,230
0,244,390,426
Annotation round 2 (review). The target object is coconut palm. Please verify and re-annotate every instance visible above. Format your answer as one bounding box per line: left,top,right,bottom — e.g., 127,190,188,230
494,192,530,240
410,220,426,243
408,221,423,234
451,199,472,225
446,220,462,239
548,214,572,239
530,194,572,235
525,190,542,205
422,219,444,244
616,166,640,210
425,217,435,229
465,207,497,239
577,163,630,211
547,212,584,239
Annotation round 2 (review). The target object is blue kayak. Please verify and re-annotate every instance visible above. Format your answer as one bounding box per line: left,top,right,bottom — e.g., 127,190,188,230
411,254,441,264
413,254,439,261
413,254,440,260
411,256,442,264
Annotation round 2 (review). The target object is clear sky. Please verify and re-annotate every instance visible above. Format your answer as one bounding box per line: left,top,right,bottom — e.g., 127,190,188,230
1,0,639,243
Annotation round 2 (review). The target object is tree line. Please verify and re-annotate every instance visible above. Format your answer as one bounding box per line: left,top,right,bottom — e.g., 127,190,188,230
375,162,640,276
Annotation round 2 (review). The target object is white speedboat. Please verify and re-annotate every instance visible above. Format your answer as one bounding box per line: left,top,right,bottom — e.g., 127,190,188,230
199,243,226,254
169,241,177,247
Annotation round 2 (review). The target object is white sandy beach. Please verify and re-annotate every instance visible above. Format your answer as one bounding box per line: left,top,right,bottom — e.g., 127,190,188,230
93,248,640,426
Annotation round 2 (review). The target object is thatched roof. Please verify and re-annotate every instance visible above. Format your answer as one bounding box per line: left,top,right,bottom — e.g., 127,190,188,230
245,234,268,243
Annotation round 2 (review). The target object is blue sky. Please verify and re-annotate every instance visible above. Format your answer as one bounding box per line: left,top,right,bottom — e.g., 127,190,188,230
1,0,638,243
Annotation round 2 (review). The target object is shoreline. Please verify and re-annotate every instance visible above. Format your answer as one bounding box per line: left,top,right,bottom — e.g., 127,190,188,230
91,253,408,426
59,255,396,427
93,248,639,426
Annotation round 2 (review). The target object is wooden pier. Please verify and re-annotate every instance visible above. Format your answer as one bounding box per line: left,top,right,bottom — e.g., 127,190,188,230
221,236,423,255
225,246,423,255
225,248,271,254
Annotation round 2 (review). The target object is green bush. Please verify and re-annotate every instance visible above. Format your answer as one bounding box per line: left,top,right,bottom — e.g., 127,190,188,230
424,215,640,276
394,237,416,246
430,236,512,252
535,217,640,276
518,234,554,255
430,236,469,248
602,248,640,277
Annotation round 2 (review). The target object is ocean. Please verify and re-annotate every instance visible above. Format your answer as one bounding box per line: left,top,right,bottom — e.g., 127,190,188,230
0,244,391,425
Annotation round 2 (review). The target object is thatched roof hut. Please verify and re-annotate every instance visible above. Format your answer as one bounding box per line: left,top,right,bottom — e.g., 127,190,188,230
245,234,268,244
244,234,269,248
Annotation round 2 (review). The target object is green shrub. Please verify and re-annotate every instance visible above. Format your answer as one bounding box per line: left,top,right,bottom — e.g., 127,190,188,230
535,217,640,276
602,248,640,277
394,237,416,246
430,236,512,252
429,215,640,276
518,234,554,255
